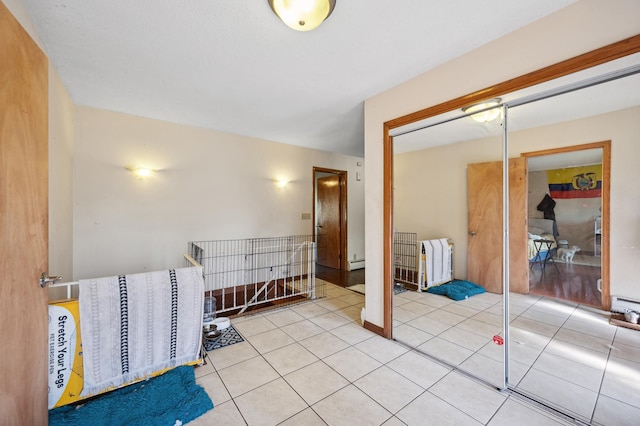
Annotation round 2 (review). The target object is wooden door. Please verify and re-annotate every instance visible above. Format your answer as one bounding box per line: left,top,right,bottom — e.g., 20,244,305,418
467,158,528,294
316,175,341,269
0,3,49,424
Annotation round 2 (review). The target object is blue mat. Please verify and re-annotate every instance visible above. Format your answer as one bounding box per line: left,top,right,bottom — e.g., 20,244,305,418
49,365,213,426
426,280,486,301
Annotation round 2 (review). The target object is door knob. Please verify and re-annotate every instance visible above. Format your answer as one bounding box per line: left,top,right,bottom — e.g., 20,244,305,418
40,272,62,288
469,231,477,236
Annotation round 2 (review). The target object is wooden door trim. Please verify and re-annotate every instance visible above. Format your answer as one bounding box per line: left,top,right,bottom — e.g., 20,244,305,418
383,35,640,339
521,141,611,310
312,167,348,270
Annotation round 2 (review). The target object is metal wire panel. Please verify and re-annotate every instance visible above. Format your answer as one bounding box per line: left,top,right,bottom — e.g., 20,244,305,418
186,235,319,315
393,232,418,286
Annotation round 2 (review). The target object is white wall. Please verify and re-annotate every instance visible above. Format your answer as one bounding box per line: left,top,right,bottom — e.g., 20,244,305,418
73,107,365,279
364,0,640,328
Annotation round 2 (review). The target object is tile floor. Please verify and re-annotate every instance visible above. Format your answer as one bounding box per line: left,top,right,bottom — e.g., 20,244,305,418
191,280,640,425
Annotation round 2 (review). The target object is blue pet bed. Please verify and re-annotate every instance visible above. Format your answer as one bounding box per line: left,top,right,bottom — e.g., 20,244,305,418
426,279,486,301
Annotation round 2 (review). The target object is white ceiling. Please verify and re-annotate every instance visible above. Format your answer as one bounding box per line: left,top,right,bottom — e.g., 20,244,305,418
22,0,576,157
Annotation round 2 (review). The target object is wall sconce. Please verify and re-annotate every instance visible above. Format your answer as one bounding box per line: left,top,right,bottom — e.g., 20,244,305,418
268,0,336,32
274,178,289,188
462,98,502,123
126,166,155,179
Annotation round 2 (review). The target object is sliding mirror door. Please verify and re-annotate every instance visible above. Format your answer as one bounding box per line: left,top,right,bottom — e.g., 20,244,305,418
386,42,640,423
392,105,508,389
504,54,639,423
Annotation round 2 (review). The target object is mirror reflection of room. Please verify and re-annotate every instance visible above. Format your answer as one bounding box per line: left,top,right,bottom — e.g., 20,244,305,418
527,149,603,308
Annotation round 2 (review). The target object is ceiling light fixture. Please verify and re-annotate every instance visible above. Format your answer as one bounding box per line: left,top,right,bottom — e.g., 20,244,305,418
268,0,336,32
462,98,502,123
126,166,155,179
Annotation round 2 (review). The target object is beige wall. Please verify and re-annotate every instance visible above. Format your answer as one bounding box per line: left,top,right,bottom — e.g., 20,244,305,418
73,107,365,279
364,0,640,328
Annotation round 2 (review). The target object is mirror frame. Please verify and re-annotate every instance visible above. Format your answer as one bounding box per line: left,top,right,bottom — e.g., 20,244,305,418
382,34,640,338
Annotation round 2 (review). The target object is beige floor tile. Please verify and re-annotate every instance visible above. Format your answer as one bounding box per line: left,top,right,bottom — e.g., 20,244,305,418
312,384,392,426
613,326,640,349
207,341,259,370
263,342,318,376
599,357,640,409
456,317,501,338
292,302,331,319
510,316,560,338
609,341,640,364
532,351,604,391
245,328,295,354
325,286,352,298
234,378,308,426
194,358,215,378
233,316,277,338
562,314,616,341
324,346,382,382
197,370,232,405
334,305,363,323
400,301,437,316
520,306,567,327
516,368,598,420
314,296,351,312
592,394,640,426
189,400,246,426
336,292,365,306
263,308,305,327
458,352,519,388
553,327,612,354
438,325,492,351
355,335,409,364
440,302,481,318
472,311,504,327
488,397,570,426
406,315,451,335
308,311,351,330
330,323,375,345
417,337,474,366
280,318,325,341
424,309,467,326
218,356,280,398
354,366,425,413
392,306,423,323
381,415,406,425
415,293,455,308
392,323,433,347
299,331,350,359
430,371,507,424
396,391,482,425
544,337,609,369
386,351,450,389
284,360,349,405
278,407,327,426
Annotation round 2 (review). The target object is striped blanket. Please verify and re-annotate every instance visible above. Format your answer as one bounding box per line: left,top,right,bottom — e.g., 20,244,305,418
78,267,203,397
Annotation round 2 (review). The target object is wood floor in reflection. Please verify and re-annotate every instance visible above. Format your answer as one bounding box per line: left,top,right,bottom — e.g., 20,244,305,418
315,264,365,288
528,259,602,308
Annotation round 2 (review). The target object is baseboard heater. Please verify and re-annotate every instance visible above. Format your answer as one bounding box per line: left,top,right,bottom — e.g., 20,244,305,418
348,259,365,271
611,296,640,313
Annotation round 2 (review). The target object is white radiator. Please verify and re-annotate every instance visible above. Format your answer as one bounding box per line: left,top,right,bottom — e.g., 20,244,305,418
348,259,365,271
611,296,640,313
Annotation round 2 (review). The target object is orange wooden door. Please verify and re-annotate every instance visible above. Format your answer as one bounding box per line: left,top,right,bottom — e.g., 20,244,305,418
467,158,527,294
316,175,341,269
0,2,49,424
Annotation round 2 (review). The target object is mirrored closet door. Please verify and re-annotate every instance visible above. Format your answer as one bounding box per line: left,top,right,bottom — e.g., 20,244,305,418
386,43,640,423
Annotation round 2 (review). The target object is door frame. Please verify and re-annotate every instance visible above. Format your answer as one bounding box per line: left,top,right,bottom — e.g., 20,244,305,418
312,167,348,270
382,35,640,339
521,141,611,309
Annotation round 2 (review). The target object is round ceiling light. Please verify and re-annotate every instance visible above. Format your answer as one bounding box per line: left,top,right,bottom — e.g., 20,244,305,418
268,0,336,32
462,98,503,123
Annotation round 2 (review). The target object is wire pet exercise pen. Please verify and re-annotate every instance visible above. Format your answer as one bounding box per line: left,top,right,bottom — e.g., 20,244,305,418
185,235,320,315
